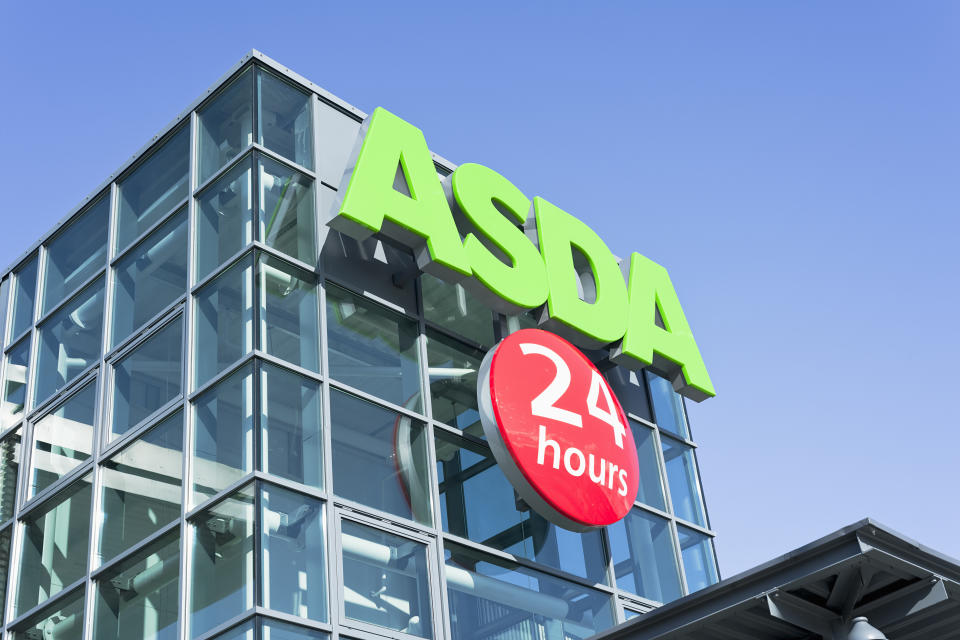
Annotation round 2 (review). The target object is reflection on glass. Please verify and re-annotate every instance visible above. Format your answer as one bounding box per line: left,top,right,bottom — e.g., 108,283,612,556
624,608,642,620
660,436,706,526
606,368,653,424
0,527,9,625
427,330,483,437
17,474,92,614
258,156,316,263
100,411,183,564
193,363,253,504
112,208,188,347
341,519,432,637
93,533,180,640
31,380,97,496
196,157,254,281
0,427,21,522
190,485,255,638
435,430,608,583
261,619,328,639
194,256,254,387
444,542,614,640
117,126,190,251
111,317,183,440
421,274,494,347
647,372,689,439
43,194,109,315
11,255,37,341
677,525,719,594
258,69,313,169
258,254,319,371
0,278,9,348
209,620,253,640
13,586,85,640
631,420,666,510
199,68,254,184
607,508,681,603
1,337,30,428
260,484,326,621
35,278,104,405
331,390,431,524
261,363,322,489
326,284,422,410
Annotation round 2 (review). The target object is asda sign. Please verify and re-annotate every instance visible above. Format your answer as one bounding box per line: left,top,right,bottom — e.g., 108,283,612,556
330,107,715,401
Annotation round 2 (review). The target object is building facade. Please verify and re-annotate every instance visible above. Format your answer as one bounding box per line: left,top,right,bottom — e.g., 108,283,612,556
0,51,718,640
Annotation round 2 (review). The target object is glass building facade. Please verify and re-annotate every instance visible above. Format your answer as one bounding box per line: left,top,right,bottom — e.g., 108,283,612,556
0,52,718,640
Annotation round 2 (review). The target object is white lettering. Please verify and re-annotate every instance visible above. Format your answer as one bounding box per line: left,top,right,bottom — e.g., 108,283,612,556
563,446,586,477
588,454,606,484
617,469,629,497
537,425,561,469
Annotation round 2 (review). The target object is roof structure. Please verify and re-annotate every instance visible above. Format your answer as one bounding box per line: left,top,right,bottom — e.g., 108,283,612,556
592,519,960,640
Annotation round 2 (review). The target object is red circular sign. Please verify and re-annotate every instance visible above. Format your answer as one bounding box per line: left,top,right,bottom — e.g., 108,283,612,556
477,328,639,531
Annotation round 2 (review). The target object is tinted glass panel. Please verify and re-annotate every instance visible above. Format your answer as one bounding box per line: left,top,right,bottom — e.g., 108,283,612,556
260,363,322,489
326,285,422,410
258,254,319,371
199,68,254,184
647,372,689,439
678,525,719,594
2,337,30,428
261,619,328,640
30,380,97,496
0,527,9,624
13,586,85,640
209,620,253,640
331,390,431,524
117,126,189,250
661,435,706,526
421,274,494,347
0,278,9,348
631,420,666,510
258,156,316,263
606,368,653,424
34,277,104,406
111,317,183,440
196,156,254,282
17,474,92,614
260,484,326,621
112,208,188,347
427,330,483,438
258,69,313,169
435,430,608,583
194,257,254,387
100,411,183,564
341,519,432,638
11,256,38,341
607,508,682,603
193,363,253,504
43,195,109,315
0,426,21,522
93,533,180,640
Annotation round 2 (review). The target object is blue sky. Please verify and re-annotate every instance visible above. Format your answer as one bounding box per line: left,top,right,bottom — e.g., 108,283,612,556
1,1,957,578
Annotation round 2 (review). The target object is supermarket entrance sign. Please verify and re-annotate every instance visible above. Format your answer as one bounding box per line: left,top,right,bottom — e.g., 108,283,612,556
329,107,715,402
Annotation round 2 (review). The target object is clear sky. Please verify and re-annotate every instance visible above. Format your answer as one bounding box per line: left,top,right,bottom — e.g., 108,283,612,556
1,1,957,578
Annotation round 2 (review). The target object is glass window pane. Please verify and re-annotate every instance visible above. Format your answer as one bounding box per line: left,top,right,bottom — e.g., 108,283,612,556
258,254,319,371
260,364,322,489
2,337,30,428
0,527,9,625
444,542,614,640
193,363,253,504
260,618,328,640
30,380,97,496
117,126,190,251
341,519,432,638
677,525,719,594
0,426,21,522
43,195,109,315
258,155,316,263
421,273,495,347
194,256,254,387
112,208,188,347
100,411,183,564
631,420,666,511
11,255,38,341
93,533,180,640
111,317,183,440
12,586,85,640
606,367,653,424
34,278,104,405
660,435,706,526
199,68,254,184
435,430,608,584
17,474,92,614
209,620,254,640
326,285,422,411
426,330,483,438
646,372,689,439
331,390,431,525
607,508,682,603
258,69,313,169
190,485,255,638
260,484,326,621
196,157,254,282
0,278,10,349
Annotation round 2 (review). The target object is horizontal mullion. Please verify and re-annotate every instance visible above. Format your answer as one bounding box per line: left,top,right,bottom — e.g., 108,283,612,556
253,606,334,633
192,609,257,640
5,579,86,631
98,396,185,461
193,145,255,196
112,197,190,262
252,349,323,383
252,470,328,503
105,298,186,361
250,142,317,180
185,471,256,521
34,267,108,327
188,352,257,400
673,516,715,537
26,365,100,424
423,318,491,353
332,497,436,540
5,327,32,352
90,518,181,579
250,240,317,274
17,458,94,519
327,377,430,425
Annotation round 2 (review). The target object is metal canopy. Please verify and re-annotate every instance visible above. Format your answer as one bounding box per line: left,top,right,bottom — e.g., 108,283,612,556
593,519,960,640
